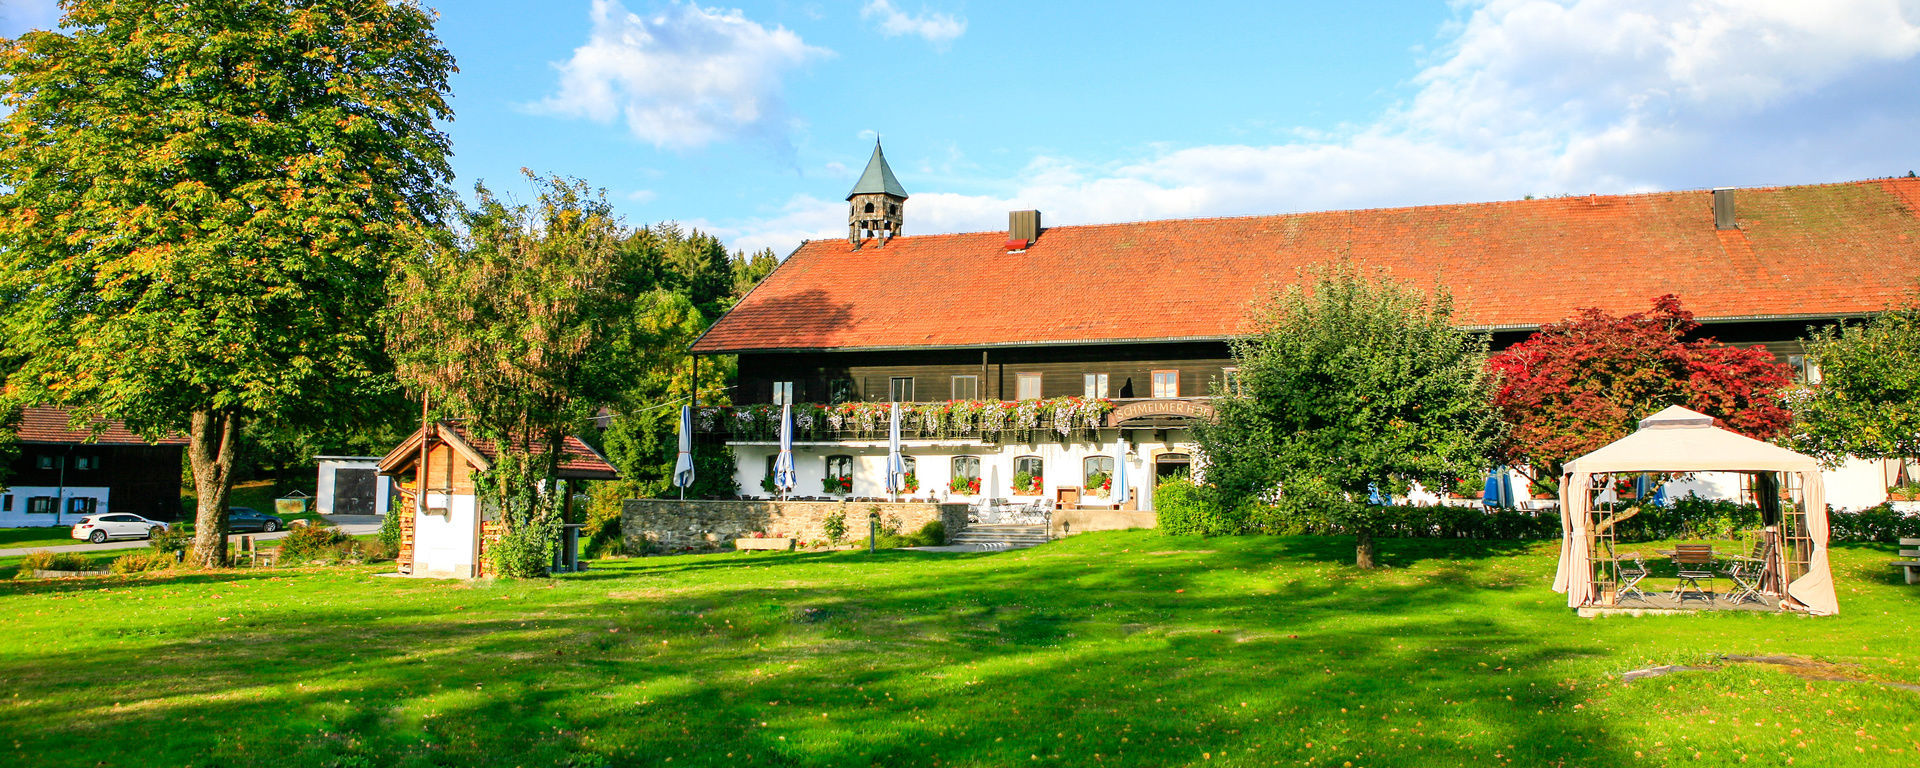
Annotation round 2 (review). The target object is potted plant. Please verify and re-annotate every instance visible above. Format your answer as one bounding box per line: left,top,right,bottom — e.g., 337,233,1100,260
760,473,778,495
822,474,852,494
1889,482,1920,502
949,476,981,495
901,472,919,493
1087,471,1112,495
1450,478,1482,499
1011,471,1043,496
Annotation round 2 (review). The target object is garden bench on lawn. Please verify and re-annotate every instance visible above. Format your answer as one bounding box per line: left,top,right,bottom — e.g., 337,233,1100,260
1896,538,1920,585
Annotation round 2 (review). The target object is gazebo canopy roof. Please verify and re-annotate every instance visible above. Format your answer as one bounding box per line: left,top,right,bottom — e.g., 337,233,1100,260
1564,406,1819,474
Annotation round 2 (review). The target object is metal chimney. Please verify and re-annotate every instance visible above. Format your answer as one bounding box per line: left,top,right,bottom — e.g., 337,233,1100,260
1007,210,1042,250
1712,188,1737,230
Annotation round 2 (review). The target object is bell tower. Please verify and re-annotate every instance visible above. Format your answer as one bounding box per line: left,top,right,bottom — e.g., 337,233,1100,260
847,140,908,245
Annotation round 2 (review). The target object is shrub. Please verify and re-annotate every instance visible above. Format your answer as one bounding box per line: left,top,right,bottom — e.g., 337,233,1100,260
377,508,403,550
148,525,191,556
822,510,847,543
914,519,946,546
1156,479,1247,537
109,552,172,574
489,514,561,578
276,524,348,562
872,518,947,549
15,551,94,577
1830,504,1920,542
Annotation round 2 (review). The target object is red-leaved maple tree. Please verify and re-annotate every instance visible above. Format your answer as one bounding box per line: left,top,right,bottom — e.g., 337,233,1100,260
1488,295,1793,484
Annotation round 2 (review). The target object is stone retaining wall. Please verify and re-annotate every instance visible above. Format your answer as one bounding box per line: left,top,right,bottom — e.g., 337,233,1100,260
1049,508,1157,538
622,499,969,553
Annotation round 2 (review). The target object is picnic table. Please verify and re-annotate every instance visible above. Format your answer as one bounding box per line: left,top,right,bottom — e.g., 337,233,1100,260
1897,538,1920,585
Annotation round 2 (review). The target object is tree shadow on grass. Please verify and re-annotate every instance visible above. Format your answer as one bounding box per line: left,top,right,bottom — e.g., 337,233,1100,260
5,531,1900,767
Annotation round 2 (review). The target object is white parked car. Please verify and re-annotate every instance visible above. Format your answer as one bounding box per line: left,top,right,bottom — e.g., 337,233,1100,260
70,513,169,543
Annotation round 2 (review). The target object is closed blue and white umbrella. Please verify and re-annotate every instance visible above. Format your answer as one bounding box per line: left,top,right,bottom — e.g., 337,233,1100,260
885,402,907,498
672,405,695,499
1483,466,1517,509
1109,437,1129,504
772,404,796,497
1633,473,1669,507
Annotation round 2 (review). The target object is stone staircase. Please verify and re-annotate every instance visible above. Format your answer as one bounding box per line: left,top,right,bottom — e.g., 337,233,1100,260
949,523,1051,550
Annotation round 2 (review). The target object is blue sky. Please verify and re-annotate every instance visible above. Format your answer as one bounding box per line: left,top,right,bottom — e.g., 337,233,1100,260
6,1,1920,255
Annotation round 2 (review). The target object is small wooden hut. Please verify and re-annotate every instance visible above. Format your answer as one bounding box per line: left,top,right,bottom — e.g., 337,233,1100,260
377,420,617,578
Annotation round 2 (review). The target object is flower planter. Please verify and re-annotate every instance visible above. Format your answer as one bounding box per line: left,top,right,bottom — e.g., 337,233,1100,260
733,537,795,551
26,569,110,579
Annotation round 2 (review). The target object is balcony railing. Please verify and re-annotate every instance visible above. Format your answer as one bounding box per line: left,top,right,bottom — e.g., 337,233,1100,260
696,397,1214,443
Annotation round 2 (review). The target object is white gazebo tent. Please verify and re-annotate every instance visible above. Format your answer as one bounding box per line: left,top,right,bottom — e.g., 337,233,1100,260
1552,406,1839,615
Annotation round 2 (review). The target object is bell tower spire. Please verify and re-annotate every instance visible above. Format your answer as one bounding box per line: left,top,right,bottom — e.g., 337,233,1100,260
847,139,907,245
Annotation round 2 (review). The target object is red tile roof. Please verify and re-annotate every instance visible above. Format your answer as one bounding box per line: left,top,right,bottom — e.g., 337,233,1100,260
442,422,618,479
377,420,618,480
693,178,1920,353
14,406,187,446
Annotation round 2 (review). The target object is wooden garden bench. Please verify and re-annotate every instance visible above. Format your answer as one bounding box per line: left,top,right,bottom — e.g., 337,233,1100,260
1896,538,1920,585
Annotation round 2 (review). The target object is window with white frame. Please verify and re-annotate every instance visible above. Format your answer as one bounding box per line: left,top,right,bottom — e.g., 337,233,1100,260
1083,373,1108,399
890,377,914,402
1016,373,1043,400
951,375,978,400
27,496,55,515
772,381,795,406
1083,455,1116,495
1220,367,1240,395
1012,455,1044,494
1151,370,1179,398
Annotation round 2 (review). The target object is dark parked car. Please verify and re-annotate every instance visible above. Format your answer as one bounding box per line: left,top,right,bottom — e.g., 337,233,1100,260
227,507,285,533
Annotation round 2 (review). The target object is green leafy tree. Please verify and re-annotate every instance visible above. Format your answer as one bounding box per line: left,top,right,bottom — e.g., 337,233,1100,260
731,247,780,298
1794,299,1920,466
1194,264,1501,567
651,223,735,318
0,0,453,566
387,173,652,577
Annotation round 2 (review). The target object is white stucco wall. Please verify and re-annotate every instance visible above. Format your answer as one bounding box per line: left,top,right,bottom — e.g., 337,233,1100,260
729,428,1189,509
0,486,113,528
412,492,477,578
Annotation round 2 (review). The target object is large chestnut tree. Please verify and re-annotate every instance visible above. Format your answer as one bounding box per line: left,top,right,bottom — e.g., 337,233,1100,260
0,0,453,566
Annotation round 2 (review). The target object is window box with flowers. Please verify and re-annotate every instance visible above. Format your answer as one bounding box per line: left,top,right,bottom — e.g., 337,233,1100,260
1889,482,1920,502
822,475,852,495
1010,471,1044,496
1086,472,1112,495
949,476,982,495
900,472,919,493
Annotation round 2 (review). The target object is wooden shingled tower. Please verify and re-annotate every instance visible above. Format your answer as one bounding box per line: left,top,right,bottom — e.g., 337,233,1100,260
847,140,907,245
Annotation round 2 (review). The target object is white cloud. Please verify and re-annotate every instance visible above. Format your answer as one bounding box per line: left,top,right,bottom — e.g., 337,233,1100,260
0,0,62,37
723,0,1920,251
861,0,966,47
534,0,831,149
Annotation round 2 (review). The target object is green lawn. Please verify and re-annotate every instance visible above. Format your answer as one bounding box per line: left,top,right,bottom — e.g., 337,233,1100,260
0,532,1914,767
0,526,80,550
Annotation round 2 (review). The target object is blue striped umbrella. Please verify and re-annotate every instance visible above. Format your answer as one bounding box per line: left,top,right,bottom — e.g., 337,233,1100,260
886,402,907,498
772,404,796,497
1483,467,1516,508
672,405,695,499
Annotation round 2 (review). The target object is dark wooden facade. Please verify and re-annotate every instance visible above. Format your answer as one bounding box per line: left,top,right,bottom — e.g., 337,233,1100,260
735,341,1239,405
4,443,185,521
729,318,1827,407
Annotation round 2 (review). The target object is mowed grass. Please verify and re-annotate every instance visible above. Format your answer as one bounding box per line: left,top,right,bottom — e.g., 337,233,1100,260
0,532,1915,768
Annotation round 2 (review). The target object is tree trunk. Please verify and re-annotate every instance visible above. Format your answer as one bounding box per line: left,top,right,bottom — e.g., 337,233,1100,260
1355,529,1376,569
187,410,243,568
